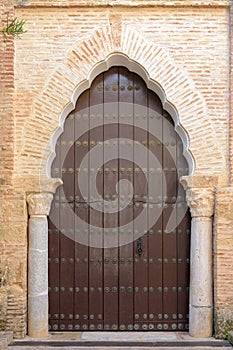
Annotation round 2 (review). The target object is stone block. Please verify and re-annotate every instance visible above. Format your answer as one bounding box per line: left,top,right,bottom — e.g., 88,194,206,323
189,305,213,338
0,331,13,350
229,331,233,345
28,248,48,296
28,294,48,337
28,216,48,251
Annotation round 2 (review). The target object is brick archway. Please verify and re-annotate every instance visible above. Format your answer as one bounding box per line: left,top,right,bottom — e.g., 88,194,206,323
16,25,223,193
24,27,218,338
47,52,194,181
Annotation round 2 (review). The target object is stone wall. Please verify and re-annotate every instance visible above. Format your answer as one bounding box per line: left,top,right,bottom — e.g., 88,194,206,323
0,0,232,338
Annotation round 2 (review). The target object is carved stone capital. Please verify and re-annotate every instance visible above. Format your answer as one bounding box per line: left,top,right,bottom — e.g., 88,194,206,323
186,188,215,218
27,193,53,216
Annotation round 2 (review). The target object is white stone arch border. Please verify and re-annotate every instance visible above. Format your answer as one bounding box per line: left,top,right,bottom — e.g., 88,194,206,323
26,26,217,339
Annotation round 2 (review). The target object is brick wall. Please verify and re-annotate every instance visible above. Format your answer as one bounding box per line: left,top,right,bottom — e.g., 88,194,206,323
13,6,229,184
0,2,28,338
0,2,14,192
230,1,233,185
0,0,232,338
214,188,233,337
13,0,230,6
214,0,233,338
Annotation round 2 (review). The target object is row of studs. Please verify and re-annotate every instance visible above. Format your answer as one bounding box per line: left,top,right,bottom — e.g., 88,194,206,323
67,115,165,121
49,229,190,235
57,140,179,147
54,195,184,201
49,323,188,331
97,85,140,91
49,228,190,234
49,258,190,264
54,203,186,209
53,167,183,174
49,313,187,320
49,286,189,293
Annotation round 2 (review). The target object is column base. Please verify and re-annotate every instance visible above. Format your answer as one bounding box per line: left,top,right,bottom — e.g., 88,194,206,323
28,294,48,337
189,305,213,338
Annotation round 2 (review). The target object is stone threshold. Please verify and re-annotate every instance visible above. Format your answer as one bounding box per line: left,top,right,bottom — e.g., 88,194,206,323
0,332,14,350
10,332,230,347
229,332,233,346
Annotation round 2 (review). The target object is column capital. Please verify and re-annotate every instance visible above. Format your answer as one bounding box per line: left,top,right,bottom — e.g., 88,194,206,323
186,187,215,218
180,175,217,218
27,192,53,216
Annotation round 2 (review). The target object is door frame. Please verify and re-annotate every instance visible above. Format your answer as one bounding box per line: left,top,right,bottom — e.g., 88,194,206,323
26,53,216,338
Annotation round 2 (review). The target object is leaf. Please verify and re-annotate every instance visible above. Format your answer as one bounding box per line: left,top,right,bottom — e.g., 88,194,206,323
1,16,27,40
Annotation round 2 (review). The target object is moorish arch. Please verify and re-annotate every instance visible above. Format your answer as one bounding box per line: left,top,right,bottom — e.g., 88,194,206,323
25,25,218,339
48,65,192,333
16,25,223,192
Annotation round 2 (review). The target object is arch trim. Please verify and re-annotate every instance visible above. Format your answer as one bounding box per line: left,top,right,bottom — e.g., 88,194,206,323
47,52,195,179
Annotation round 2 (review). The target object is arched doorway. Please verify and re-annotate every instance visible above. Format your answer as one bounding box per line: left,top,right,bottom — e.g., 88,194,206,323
48,66,191,332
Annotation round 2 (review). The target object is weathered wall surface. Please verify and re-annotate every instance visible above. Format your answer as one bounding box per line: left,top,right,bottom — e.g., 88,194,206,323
214,188,233,337
213,3,233,338
13,0,230,6
0,1,27,338
14,6,229,184
0,0,232,338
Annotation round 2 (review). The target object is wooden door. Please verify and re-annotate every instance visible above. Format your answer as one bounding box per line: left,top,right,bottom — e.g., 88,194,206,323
48,66,191,332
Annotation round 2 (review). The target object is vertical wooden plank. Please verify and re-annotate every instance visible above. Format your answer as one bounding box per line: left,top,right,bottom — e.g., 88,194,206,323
118,67,134,331
48,67,192,333
147,90,163,330
59,111,75,331
133,73,149,330
89,73,104,331
176,136,191,331
48,140,61,331
74,90,90,331
162,112,178,330
103,67,119,330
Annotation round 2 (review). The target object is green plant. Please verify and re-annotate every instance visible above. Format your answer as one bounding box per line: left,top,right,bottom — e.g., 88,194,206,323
1,15,27,40
223,333,228,340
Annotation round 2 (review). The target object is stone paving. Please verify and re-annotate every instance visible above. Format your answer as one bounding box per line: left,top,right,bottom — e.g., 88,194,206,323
4,346,232,350
6,332,233,350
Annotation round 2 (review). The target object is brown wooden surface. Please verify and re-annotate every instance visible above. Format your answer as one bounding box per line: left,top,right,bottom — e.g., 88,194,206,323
48,66,191,332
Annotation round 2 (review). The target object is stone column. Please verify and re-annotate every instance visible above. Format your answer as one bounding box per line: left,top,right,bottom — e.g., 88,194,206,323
186,187,215,337
26,193,53,338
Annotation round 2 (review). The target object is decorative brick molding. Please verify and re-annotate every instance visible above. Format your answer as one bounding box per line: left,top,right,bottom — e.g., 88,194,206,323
14,24,225,191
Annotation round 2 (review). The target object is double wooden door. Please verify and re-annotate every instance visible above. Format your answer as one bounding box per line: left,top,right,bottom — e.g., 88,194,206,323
48,67,191,332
